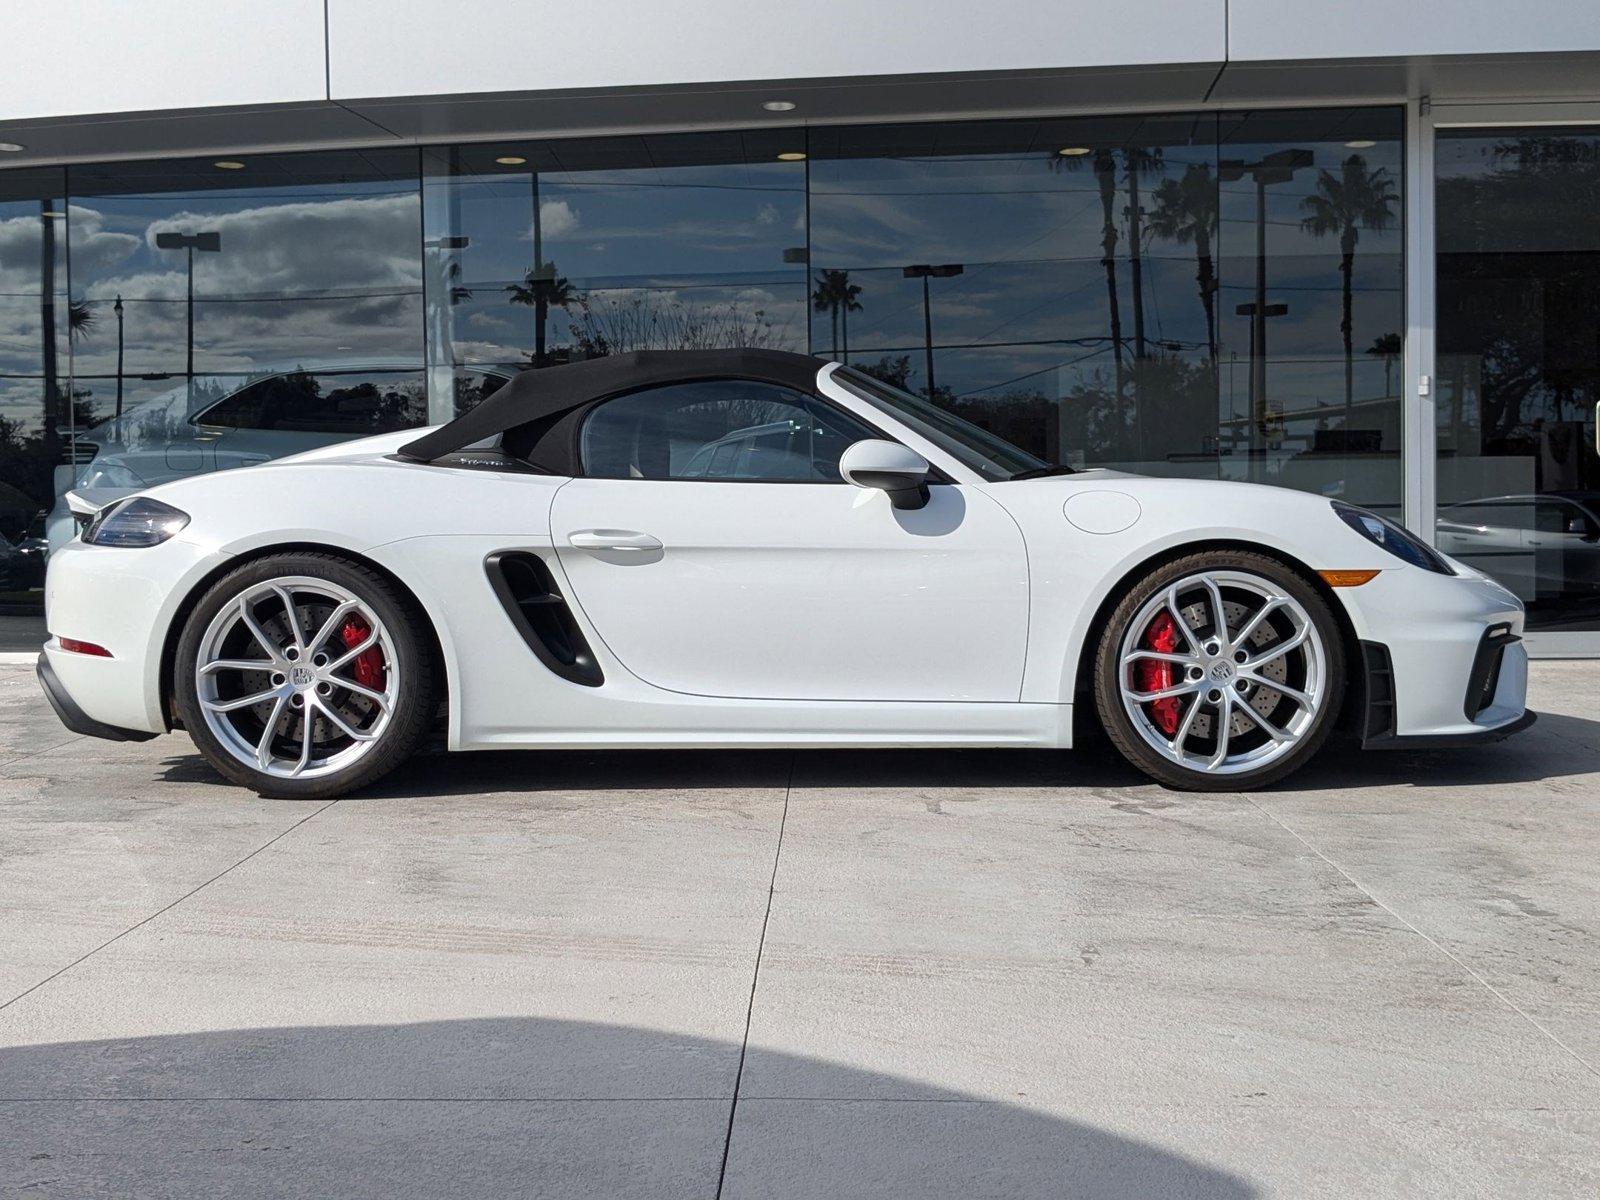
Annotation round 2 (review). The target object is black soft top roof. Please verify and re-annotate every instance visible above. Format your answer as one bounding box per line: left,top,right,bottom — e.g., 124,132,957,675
398,348,827,467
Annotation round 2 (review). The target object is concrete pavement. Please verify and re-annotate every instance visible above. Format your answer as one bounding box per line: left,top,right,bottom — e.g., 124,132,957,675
0,661,1596,1197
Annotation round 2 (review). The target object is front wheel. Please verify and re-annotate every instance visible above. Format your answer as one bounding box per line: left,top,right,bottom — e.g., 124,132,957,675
173,553,435,799
1093,551,1345,791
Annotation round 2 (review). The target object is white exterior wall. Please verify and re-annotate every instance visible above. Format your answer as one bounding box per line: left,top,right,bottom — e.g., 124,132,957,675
325,0,1225,98
4,0,1599,126
1228,0,1600,61
1,0,326,121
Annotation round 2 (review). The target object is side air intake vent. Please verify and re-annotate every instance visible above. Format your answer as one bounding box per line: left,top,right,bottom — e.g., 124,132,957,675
1358,641,1397,744
485,552,604,687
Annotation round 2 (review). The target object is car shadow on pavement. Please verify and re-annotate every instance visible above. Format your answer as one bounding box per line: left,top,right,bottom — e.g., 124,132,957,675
0,1018,1259,1199
153,710,1598,799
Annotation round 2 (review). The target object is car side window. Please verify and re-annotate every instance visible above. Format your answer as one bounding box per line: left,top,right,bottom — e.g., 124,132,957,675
580,380,878,482
1534,499,1596,537
1453,502,1532,529
196,371,430,435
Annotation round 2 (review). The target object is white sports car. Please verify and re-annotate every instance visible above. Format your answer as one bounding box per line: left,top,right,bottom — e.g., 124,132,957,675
39,350,1534,798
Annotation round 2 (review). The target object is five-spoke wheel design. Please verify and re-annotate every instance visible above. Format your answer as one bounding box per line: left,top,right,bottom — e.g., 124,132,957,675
193,576,400,780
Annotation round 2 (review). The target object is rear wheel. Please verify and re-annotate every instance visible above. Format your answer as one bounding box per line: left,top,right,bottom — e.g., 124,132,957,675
174,553,434,799
1093,551,1345,791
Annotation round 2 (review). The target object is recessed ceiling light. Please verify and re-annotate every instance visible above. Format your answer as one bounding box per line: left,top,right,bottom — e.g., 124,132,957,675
777,151,807,162
0,142,24,153
495,155,527,166
1058,147,1092,157
213,160,246,170
1344,139,1376,149
762,100,797,112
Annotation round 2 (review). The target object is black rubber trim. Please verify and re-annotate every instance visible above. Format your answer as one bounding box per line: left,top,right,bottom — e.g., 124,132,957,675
36,653,158,742
484,551,604,687
1464,624,1517,721
1363,709,1537,750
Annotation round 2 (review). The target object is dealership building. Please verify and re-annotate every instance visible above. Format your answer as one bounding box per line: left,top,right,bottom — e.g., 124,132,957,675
0,1,1597,651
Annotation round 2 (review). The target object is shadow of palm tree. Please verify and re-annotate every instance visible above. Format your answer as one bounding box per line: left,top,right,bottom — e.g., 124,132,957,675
0,1017,1258,1198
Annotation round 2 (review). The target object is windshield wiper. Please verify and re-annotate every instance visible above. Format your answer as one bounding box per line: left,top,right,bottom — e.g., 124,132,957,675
1007,464,1077,480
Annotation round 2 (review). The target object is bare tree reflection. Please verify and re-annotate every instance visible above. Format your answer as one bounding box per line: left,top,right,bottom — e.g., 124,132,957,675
567,292,796,356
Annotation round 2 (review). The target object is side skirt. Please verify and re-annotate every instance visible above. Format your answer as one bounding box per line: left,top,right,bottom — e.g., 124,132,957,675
454,701,1073,752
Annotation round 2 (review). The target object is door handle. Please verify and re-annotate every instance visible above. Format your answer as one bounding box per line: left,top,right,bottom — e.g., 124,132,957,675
567,529,663,552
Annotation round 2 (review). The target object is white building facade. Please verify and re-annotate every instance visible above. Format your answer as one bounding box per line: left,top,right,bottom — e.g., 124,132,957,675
1,1,1598,649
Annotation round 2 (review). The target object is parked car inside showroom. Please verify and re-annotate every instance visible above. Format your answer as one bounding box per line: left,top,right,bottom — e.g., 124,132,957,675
1436,491,1600,608
47,363,512,548
39,349,1533,798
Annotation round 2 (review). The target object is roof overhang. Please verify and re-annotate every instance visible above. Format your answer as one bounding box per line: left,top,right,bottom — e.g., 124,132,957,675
0,50,1595,171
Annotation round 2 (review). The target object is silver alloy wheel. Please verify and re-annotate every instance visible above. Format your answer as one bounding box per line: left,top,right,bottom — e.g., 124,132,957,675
1116,570,1327,777
194,576,400,780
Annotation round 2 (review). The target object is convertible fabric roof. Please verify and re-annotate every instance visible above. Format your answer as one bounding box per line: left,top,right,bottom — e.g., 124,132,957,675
397,348,827,465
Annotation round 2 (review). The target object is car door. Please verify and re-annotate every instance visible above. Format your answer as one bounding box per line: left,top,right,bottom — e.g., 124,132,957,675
1437,500,1536,597
549,378,1029,703
1525,498,1600,603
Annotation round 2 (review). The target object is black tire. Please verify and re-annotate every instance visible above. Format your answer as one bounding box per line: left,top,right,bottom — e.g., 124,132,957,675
1093,550,1346,792
173,552,435,799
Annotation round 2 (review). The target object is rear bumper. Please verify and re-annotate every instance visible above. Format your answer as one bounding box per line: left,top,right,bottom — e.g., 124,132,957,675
37,653,157,743
43,534,221,735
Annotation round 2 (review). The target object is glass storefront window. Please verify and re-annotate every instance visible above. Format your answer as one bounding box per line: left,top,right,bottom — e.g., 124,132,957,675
1217,108,1405,514
0,106,1407,649
807,109,1404,511
49,148,426,563
420,131,809,420
808,116,1218,467
1436,126,1600,630
0,169,67,648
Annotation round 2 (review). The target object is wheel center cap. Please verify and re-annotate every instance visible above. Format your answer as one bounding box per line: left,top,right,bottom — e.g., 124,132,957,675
1208,660,1235,683
289,664,316,688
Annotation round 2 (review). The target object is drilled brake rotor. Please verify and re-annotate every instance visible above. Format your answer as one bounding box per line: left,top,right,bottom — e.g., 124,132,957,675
1181,598,1289,739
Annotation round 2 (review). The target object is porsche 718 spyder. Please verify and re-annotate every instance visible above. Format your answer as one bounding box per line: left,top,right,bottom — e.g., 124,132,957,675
38,350,1534,797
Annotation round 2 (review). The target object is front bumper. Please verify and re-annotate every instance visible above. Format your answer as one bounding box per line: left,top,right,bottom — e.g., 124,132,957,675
1358,635,1534,749
1338,565,1533,746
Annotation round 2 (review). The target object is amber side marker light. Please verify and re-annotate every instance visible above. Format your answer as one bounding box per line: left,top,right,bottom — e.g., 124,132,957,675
1318,569,1380,588
57,637,112,657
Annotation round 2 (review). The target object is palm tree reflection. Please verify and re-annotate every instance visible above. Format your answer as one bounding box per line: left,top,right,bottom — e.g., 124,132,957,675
811,269,863,363
1299,155,1398,422
1148,163,1220,365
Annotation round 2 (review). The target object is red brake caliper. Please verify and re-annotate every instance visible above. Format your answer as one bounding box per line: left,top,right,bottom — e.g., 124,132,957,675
1136,611,1183,736
338,615,386,691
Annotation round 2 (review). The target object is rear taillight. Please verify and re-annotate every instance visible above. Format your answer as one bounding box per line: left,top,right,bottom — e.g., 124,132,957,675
57,637,112,657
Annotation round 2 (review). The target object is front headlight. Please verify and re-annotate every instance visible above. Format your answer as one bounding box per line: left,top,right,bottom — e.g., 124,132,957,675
82,497,191,547
1331,501,1453,575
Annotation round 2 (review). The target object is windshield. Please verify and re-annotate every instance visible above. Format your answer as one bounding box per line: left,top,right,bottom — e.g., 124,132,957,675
829,367,1051,482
